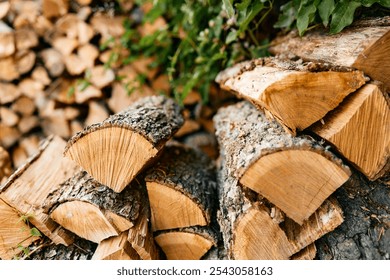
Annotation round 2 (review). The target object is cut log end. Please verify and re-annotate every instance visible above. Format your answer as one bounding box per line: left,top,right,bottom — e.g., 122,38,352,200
154,229,217,260
147,181,209,231
240,149,351,224
50,200,119,243
65,127,158,193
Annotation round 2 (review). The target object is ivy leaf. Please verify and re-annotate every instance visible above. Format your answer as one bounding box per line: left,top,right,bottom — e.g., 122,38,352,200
296,1,318,36
222,0,234,18
330,1,361,34
318,0,335,27
274,2,296,29
30,227,42,237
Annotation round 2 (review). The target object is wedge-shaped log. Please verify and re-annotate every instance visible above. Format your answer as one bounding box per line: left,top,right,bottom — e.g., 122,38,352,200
144,143,217,231
92,231,140,260
64,96,183,193
0,135,80,246
214,101,350,225
215,57,366,134
43,171,143,243
269,18,390,89
217,164,344,260
311,83,390,181
291,244,317,260
154,226,218,260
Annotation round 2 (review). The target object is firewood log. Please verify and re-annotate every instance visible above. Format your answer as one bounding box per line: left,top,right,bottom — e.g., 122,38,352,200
64,95,183,192
144,143,217,231
311,82,390,181
43,171,144,243
0,146,12,184
15,27,38,51
0,135,80,245
269,17,390,89
214,101,350,224
215,57,366,135
92,231,140,260
216,158,344,260
0,124,20,148
40,48,64,77
0,82,21,104
291,243,317,260
42,0,69,19
154,226,218,260
0,21,15,58
0,106,19,127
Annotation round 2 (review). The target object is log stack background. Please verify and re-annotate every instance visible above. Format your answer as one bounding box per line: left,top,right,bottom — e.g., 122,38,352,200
0,1,389,260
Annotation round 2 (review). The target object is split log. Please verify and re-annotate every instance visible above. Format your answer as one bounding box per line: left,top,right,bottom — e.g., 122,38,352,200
144,143,217,231
64,54,86,75
311,83,390,181
0,146,12,184
11,96,35,116
42,0,69,19
40,48,64,77
269,18,390,89
0,22,15,58
15,27,38,51
92,231,140,260
52,36,78,56
214,101,350,224
90,13,125,42
18,78,45,99
0,135,80,245
316,171,390,259
11,145,28,169
42,109,71,139
89,65,115,89
183,131,218,160
291,244,317,260
0,124,20,148
154,226,218,260
84,101,109,126
43,171,143,243
0,198,39,260
215,57,366,135
0,2,10,20
77,44,99,68
31,66,51,86
0,82,21,104
15,50,35,75
64,95,183,192
127,200,160,260
0,56,19,81
0,106,19,127
216,160,344,259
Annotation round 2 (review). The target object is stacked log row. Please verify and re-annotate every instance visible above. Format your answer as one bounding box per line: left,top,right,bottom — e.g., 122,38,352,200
144,143,219,260
214,101,346,259
213,18,389,259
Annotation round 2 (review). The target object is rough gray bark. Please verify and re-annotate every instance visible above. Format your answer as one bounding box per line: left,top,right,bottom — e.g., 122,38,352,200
316,172,390,260
213,101,349,184
64,95,184,152
144,143,218,225
28,237,96,260
43,171,142,223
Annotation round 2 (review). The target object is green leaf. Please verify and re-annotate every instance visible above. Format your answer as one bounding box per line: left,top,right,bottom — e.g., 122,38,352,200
318,0,335,27
296,1,318,36
225,29,238,44
237,2,265,35
360,0,390,7
330,1,361,34
274,2,296,29
379,0,390,7
222,0,234,18
30,227,42,237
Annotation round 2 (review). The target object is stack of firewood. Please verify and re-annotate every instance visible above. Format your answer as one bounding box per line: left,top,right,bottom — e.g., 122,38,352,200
213,17,390,259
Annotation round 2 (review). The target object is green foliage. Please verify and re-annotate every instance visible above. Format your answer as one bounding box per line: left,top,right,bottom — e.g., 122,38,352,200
115,0,389,103
275,0,390,35
13,213,42,260
117,0,273,103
